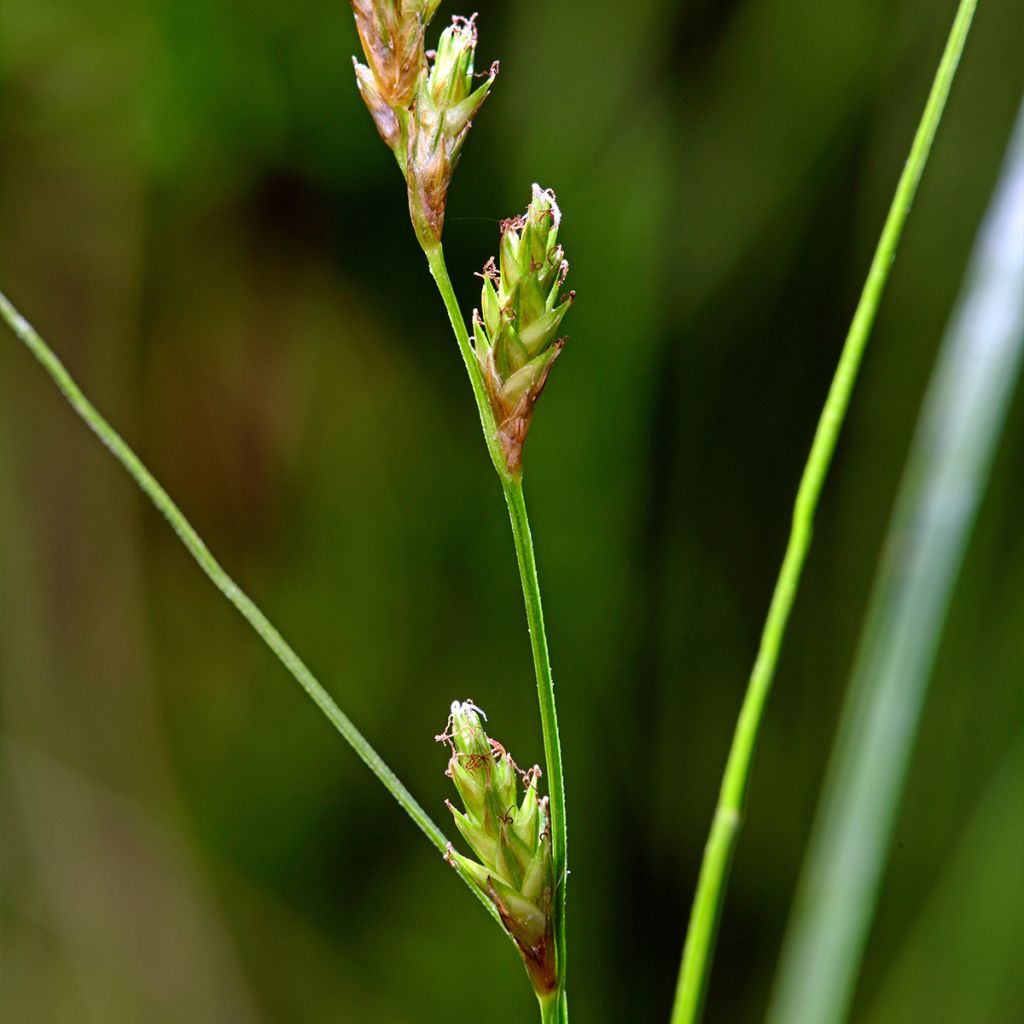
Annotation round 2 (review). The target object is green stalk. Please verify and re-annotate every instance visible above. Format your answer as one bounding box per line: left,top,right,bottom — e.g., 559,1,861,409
540,991,564,1024
505,477,568,1020
424,242,569,1016
0,288,503,930
668,2,979,1021
424,243,506,478
766,100,1024,1024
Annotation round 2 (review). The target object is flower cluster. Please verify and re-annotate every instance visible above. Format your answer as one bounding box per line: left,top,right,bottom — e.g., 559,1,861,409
473,185,575,475
351,2,496,244
350,0,439,146
437,701,556,996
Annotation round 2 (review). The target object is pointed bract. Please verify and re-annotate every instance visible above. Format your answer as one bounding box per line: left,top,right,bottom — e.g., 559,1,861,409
353,58,402,149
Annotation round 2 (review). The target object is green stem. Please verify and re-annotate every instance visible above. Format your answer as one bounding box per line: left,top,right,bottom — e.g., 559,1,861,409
423,243,569,1011
505,477,568,1011
0,287,503,930
668,2,979,1021
539,990,567,1024
424,242,506,477
766,98,1024,1024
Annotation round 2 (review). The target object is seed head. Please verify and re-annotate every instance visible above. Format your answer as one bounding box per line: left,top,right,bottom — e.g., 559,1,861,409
438,700,557,996
407,16,497,244
473,185,575,475
350,0,440,124
350,5,496,243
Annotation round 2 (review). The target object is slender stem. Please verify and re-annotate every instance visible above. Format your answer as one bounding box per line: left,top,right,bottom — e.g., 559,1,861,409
0,288,504,930
669,2,979,1021
423,243,569,1010
423,243,506,478
505,477,568,1010
539,990,566,1024
766,100,1024,1024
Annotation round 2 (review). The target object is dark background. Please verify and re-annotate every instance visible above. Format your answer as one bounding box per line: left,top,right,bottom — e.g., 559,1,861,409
1,0,1022,1020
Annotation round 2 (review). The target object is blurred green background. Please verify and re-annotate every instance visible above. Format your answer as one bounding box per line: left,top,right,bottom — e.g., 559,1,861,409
1,0,1021,1021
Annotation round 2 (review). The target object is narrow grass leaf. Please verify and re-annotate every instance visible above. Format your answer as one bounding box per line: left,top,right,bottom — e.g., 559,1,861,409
765,100,1024,1024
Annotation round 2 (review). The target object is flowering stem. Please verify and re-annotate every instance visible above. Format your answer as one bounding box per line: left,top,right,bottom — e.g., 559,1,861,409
505,477,568,1016
424,242,505,476
669,2,979,1021
0,287,505,932
424,243,569,1015
539,990,565,1024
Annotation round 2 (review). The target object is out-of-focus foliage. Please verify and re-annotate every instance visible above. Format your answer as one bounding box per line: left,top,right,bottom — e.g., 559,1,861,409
0,0,1020,1021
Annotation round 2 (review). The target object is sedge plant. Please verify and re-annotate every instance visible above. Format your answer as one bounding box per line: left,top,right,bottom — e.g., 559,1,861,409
350,4,573,1016
0,0,987,1021
5,4,578,1019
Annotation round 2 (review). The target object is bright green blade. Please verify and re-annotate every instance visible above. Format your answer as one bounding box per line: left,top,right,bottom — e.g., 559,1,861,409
766,101,1024,1024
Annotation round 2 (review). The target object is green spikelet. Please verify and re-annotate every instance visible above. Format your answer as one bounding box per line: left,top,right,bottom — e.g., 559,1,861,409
473,185,575,476
350,4,496,243
437,701,556,996
406,16,497,244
